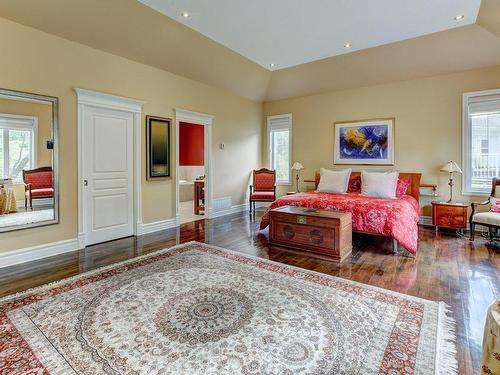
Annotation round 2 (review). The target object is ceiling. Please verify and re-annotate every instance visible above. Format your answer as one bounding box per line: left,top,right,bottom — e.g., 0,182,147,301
0,0,499,102
139,0,481,70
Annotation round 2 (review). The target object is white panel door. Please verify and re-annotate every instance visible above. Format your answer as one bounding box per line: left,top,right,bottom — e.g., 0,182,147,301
83,105,134,245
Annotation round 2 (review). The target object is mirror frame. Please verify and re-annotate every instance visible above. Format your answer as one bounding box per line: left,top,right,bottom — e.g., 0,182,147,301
0,88,59,232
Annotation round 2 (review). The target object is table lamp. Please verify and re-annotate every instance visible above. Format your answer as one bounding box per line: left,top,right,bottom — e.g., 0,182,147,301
440,161,462,203
291,162,304,192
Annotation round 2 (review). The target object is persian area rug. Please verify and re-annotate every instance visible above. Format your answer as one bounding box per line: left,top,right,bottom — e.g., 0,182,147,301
0,241,457,374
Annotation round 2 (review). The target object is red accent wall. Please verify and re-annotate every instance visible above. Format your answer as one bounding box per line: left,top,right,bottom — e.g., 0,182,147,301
179,122,204,166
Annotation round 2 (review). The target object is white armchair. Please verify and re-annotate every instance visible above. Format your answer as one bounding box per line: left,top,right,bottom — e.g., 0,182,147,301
470,178,500,241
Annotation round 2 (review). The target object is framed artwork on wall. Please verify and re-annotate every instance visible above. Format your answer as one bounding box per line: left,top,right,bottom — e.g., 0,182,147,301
333,118,395,165
146,115,171,179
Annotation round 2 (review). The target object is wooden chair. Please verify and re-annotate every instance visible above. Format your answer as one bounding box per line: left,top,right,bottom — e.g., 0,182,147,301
470,178,500,241
249,168,276,214
23,166,54,210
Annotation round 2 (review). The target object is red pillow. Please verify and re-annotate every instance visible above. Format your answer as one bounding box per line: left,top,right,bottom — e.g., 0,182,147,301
491,200,500,213
347,176,361,193
396,179,411,197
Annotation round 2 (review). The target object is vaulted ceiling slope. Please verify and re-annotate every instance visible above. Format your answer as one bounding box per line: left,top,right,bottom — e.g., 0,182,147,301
0,0,499,102
0,0,272,101
265,24,500,101
139,0,481,70
477,0,500,38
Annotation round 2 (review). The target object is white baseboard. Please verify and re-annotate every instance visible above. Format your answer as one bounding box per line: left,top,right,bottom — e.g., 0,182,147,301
210,203,250,218
142,217,178,235
210,202,267,218
419,215,433,226
16,198,53,208
0,238,79,268
419,215,491,233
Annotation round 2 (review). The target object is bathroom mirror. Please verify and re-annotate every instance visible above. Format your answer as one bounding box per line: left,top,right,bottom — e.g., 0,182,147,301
0,88,59,232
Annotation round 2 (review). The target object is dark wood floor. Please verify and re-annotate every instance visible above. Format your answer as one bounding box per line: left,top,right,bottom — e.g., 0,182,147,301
1,210,498,375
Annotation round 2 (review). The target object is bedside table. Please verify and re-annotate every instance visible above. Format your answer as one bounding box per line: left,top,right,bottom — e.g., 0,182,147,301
431,201,468,233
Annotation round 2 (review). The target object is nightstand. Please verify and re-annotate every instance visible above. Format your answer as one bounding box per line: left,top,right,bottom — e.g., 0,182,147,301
431,201,468,233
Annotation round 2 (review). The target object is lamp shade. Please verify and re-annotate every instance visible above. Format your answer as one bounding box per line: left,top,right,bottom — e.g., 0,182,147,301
291,162,304,170
440,161,462,174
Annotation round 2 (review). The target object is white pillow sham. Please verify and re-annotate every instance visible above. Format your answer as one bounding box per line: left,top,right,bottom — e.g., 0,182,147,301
361,170,399,198
317,168,352,194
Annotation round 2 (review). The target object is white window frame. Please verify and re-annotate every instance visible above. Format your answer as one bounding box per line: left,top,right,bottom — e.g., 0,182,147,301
462,88,500,196
0,113,38,181
267,113,292,186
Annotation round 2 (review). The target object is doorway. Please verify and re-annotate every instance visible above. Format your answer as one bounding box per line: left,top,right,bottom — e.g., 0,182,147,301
178,121,204,224
175,109,213,225
76,89,143,248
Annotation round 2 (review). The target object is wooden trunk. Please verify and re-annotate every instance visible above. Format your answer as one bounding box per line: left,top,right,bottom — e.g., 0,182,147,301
269,206,352,263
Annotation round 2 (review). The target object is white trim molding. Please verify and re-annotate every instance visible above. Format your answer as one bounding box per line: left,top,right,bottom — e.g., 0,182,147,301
175,108,215,219
75,88,144,249
0,238,79,268
462,88,500,196
74,88,144,113
267,113,293,186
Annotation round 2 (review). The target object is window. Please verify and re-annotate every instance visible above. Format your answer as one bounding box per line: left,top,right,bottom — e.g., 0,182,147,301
463,90,500,194
481,139,489,154
0,114,37,181
267,114,292,185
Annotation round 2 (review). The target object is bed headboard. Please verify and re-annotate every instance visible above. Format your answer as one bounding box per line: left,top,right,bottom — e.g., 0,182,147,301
313,171,422,201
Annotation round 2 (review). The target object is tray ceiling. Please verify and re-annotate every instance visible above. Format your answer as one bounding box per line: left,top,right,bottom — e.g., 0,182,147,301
139,0,481,70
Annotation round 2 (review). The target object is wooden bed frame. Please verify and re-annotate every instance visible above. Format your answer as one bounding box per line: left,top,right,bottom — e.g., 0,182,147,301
309,171,422,254
312,171,422,202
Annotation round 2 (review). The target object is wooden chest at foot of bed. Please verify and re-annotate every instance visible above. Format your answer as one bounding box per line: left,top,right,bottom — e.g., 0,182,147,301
269,205,352,263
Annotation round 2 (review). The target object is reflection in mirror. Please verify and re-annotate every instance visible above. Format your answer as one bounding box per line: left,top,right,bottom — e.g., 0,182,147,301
0,88,58,232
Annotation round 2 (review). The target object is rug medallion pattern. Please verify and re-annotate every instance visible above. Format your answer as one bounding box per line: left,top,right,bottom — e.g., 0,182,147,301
0,242,456,374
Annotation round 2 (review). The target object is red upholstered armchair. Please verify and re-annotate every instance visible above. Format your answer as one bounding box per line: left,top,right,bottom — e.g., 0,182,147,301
249,168,276,214
23,167,54,210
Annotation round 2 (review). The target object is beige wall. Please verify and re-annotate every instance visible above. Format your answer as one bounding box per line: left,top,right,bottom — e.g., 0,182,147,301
0,98,53,169
263,65,500,216
0,17,261,252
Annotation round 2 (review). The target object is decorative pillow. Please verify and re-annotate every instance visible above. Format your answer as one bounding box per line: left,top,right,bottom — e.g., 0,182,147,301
396,179,411,197
317,168,352,194
490,197,500,213
361,170,399,198
347,175,361,193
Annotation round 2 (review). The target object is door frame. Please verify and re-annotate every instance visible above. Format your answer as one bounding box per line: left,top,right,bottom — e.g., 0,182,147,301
75,88,144,249
175,108,214,222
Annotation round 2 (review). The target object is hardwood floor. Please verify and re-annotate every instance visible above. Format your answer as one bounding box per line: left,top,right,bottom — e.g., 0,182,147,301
1,210,498,374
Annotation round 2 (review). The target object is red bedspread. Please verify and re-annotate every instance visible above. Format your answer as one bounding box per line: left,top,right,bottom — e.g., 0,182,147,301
260,192,420,255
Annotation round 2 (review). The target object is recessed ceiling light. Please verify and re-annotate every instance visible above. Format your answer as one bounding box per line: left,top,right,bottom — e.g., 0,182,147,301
181,11,190,19
454,14,464,20
270,63,276,68
344,43,352,48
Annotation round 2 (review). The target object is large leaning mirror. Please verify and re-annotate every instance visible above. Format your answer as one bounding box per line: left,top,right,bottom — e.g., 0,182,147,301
0,88,58,232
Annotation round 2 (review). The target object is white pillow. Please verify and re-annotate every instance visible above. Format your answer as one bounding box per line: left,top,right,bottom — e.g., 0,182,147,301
317,168,352,194
361,170,399,198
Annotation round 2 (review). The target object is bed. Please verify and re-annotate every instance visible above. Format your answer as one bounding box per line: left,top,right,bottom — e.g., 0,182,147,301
260,172,422,255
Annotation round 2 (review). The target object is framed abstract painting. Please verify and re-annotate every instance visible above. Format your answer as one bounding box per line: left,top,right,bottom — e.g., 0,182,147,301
333,118,395,165
146,115,171,179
